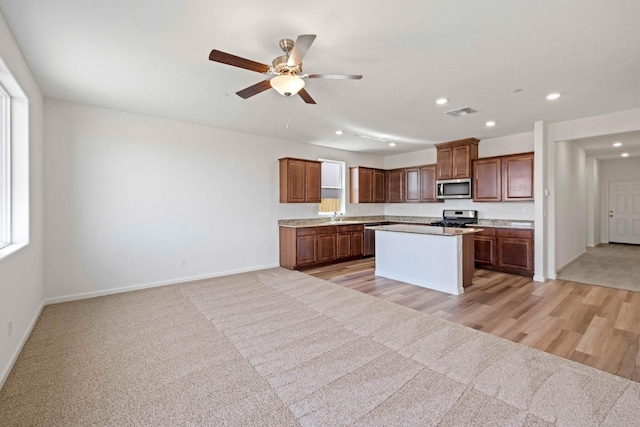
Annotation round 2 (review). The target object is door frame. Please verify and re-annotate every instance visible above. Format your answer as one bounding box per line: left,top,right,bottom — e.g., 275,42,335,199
605,179,640,244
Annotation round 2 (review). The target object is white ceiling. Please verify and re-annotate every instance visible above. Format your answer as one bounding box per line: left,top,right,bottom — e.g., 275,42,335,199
572,130,640,160
1,1,640,156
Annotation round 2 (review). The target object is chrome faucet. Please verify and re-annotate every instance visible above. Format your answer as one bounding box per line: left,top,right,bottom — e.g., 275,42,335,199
333,211,341,222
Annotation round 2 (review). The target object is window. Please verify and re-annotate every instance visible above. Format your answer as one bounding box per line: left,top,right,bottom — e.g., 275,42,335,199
0,82,9,249
0,57,29,259
318,159,346,215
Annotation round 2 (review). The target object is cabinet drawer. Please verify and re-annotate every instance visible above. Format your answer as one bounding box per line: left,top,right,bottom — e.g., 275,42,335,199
296,227,318,236
318,226,337,234
337,224,364,232
473,228,496,237
498,228,533,239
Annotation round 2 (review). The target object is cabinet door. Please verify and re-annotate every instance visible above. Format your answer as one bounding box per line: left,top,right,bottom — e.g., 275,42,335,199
359,168,373,203
288,159,307,202
296,235,317,266
351,231,364,257
305,161,322,203
387,169,405,202
336,233,351,258
317,233,336,263
405,168,420,202
372,169,386,203
452,145,471,178
474,158,502,201
474,235,497,266
498,237,533,271
437,147,453,179
419,165,438,202
502,153,534,201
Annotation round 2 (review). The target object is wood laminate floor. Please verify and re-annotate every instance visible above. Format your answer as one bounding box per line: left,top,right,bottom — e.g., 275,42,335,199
303,258,640,382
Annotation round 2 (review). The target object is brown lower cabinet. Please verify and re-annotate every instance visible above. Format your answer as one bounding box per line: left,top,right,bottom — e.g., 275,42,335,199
474,227,534,276
317,227,337,263
280,224,364,270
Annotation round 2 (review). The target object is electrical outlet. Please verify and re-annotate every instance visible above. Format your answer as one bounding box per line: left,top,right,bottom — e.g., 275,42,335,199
180,259,186,267
8,320,12,336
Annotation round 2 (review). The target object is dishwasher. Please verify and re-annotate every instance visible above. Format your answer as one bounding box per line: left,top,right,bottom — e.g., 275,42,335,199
363,222,390,257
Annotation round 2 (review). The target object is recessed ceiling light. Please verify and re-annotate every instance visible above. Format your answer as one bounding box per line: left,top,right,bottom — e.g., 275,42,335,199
546,92,561,100
436,97,448,105
621,152,630,157
389,142,397,147
335,130,344,135
613,142,622,147
485,121,496,127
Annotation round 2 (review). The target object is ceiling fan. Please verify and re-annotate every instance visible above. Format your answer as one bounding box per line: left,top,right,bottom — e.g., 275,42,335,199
209,34,362,104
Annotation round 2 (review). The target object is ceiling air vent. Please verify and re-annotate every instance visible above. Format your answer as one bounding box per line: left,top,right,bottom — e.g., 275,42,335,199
446,107,478,117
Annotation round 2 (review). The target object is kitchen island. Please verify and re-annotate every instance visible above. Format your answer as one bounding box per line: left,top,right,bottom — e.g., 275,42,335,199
367,224,483,295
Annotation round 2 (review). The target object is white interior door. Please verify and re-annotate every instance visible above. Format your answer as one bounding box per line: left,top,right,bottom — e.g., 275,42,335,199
608,181,640,244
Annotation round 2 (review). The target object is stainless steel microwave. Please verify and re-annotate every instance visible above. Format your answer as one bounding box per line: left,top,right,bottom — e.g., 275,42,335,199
436,178,472,199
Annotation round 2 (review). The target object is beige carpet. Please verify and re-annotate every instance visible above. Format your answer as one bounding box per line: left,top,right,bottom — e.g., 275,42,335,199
557,243,640,292
2,268,640,426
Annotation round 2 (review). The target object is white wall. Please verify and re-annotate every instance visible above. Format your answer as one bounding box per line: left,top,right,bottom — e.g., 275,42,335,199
43,100,384,301
383,132,535,220
554,141,587,270
598,157,640,243
585,157,600,247
0,12,44,387
546,108,640,276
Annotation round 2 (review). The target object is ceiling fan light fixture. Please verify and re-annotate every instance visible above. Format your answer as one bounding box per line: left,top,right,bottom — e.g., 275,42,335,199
271,75,305,97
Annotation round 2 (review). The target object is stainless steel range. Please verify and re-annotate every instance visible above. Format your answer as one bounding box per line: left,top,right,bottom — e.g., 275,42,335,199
430,209,478,228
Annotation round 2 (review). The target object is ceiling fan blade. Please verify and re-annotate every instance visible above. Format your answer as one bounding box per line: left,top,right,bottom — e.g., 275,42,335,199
236,80,272,99
306,74,363,80
209,50,270,73
287,34,317,66
298,88,316,104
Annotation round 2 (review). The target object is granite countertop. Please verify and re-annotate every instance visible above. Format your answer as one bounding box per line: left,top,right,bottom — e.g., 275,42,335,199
278,216,534,229
368,224,483,236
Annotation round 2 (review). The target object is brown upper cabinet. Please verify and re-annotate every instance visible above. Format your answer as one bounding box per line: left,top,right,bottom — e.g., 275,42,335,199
372,169,386,203
472,152,534,202
350,167,386,203
436,138,479,180
419,164,439,202
386,169,405,203
279,158,322,203
405,168,421,202
350,164,440,204
503,153,534,201
406,165,441,203
473,157,502,201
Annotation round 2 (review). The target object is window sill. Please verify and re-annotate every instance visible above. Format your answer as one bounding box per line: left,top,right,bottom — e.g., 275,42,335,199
0,243,28,261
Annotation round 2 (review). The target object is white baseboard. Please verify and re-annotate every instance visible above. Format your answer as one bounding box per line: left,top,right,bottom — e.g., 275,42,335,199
533,275,546,283
555,250,586,273
0,302,45,390
43,264,280,305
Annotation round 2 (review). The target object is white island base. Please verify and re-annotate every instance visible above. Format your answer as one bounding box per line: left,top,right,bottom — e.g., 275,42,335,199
373,225,478,295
